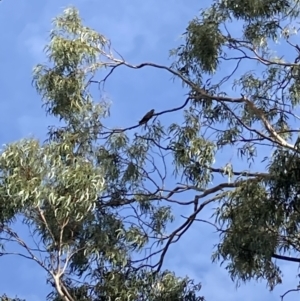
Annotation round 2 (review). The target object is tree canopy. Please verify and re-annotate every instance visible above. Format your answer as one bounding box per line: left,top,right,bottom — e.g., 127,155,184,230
2,0,300,300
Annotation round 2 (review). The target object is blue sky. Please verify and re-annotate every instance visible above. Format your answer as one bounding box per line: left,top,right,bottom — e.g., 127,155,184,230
0,1,299,300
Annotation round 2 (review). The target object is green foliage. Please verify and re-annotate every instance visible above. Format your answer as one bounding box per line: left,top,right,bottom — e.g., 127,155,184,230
48,270,203,301
213,179,282,289
221,0,291,20
33,7,108,121
4,0,300,300
183,18,225,73
0,295,25,301
170,0,300,293
1,7,204,301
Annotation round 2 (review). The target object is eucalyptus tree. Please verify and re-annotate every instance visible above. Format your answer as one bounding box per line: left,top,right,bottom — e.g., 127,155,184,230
2,0,300,300
87,0,300,294
73,0,300,296
0,8,202,301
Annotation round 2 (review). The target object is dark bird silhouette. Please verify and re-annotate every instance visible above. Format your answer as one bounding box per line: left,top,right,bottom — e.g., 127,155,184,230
139,109,155,125
178,64,189,75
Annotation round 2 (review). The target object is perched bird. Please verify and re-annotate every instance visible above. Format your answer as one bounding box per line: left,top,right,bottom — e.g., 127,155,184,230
139,109,155,125
178,64,189,75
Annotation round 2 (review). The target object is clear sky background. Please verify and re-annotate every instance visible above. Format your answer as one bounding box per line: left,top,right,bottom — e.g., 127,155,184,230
0,1,299,301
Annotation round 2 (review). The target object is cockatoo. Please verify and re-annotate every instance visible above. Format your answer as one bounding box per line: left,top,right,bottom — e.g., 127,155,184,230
139,109,155,125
